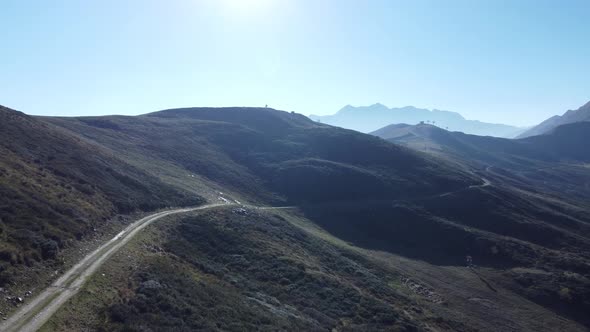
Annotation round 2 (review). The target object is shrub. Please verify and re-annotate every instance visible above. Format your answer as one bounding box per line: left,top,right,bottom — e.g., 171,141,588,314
40,239,59,259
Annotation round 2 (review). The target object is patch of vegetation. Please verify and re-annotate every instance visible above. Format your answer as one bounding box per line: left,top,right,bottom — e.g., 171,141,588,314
501,268,590,326
103,209,428,331
376,122,590,204
45,107,479,205
42,208,485,331
4,105,590,329
0,106,202,285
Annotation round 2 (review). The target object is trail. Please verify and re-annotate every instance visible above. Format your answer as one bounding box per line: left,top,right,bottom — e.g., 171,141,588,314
253,206,296,210
468,177,492,189
1,167,487,331
0,203,236,332
437,170,492,198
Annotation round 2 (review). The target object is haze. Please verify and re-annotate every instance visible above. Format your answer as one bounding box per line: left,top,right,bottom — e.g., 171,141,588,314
1,0,589,126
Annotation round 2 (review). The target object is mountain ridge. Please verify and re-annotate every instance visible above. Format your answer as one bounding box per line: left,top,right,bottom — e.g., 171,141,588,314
371,121,590,204
518,100,590,138
310,104,526,137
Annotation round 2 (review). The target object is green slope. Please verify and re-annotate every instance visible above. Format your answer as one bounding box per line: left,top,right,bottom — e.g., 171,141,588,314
0,105,200,284
2,105,590,329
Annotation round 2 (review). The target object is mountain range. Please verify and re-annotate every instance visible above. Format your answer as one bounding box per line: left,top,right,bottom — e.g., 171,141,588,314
309,103,527,138
1,104,590,331
371,121,590,201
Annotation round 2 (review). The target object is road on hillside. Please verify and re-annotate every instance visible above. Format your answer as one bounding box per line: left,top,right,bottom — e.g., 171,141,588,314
1,175,488,331
437,173,492,198
0,204,234,332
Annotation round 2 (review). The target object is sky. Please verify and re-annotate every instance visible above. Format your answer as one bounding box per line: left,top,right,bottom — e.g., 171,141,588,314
1,0,588,126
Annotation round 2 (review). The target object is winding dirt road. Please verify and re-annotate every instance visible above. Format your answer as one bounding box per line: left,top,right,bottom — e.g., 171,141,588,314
437,175,492,198
1,175,487,332
0,204,229,332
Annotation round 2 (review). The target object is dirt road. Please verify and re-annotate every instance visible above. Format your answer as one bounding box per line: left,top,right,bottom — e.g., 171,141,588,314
0,204,228,332
438,175,492,198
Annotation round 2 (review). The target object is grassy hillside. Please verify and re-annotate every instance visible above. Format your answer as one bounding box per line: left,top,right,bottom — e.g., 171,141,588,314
521,122,590,162
41,208,429,331
41,207,587,332
0,106,200,285
41,108,590,326
372,122,590,203
371,123,555,168
45,107,479,204
2,105,590,329
373,121,590,164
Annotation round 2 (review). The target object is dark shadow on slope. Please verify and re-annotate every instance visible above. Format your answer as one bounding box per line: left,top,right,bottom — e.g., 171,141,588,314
300,200,523,269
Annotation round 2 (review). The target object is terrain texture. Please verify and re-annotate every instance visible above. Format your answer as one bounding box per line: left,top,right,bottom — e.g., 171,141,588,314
1,105,589,331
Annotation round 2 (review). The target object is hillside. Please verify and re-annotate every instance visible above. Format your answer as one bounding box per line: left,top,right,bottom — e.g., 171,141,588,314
0,106,199,286
40,207,588,332
44,107,478,204
46,107,590,327
309,103,526,137
372,122,590,202
1,105,590,330
518,100,590,138
0,105,476,282
372,122,590,167
521,122,590,162
371,123,555,167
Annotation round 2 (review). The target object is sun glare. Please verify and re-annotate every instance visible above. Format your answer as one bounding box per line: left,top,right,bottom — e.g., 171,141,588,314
222,0,275,15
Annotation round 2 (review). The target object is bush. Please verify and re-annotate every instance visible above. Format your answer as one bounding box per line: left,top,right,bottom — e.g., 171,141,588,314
40,239,59,259
110,304,137,323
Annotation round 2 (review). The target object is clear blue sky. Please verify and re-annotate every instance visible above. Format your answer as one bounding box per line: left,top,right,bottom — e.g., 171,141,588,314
1,0,588,126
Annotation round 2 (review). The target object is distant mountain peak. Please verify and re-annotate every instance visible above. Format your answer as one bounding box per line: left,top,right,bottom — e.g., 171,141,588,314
371,102,388,108
311,104,524,138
